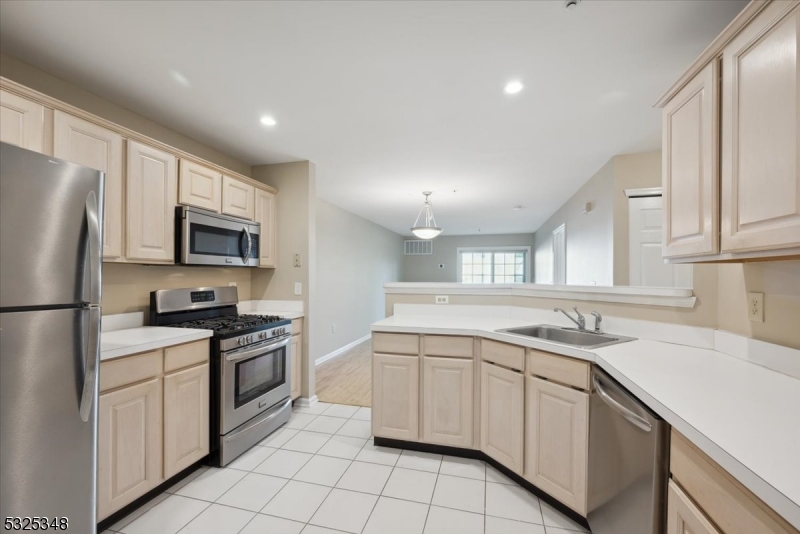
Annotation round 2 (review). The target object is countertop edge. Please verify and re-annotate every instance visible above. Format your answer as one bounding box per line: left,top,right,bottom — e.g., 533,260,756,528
101,329,213,361
369,321,800,529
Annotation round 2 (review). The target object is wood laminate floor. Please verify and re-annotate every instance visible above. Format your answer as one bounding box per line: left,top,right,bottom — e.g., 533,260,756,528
315,339,371,407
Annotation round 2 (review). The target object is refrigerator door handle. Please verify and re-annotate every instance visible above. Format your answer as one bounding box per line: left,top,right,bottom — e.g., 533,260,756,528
85,191,101,305
79,307,101,423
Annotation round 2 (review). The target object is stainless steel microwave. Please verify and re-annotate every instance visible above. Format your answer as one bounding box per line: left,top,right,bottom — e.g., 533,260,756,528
176,206,260,266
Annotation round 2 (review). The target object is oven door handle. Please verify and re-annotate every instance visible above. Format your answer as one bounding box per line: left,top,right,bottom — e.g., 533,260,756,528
225,336,290,362
223,397,292,443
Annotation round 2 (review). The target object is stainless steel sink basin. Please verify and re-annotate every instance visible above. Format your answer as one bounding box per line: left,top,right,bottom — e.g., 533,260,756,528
497,324,635,349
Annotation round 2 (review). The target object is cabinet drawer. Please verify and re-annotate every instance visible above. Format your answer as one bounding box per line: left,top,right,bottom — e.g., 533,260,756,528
670,430,796,534
164,340,209,373
373,333,419,355
527,349,590,391
423,335,473,358
481,339,524,371
100,350,163,392
292,318,303,335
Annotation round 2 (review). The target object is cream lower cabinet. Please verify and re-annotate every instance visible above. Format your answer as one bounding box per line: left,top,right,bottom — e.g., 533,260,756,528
422,356,473,448
97,377,163,520
667,480,721,534
373,353,419,440
126,141,177,263
0,89,47,153
524,376,589,515
480,361,524,474
163,363,209,479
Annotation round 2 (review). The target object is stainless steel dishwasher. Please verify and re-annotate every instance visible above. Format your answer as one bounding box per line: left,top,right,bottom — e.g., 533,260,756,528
587,367,669,534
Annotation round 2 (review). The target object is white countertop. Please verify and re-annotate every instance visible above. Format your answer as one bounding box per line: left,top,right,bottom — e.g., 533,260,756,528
101,327,213,361
371,314,800,528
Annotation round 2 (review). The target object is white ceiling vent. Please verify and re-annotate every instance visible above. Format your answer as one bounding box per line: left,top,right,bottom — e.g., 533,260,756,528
404,239,433,255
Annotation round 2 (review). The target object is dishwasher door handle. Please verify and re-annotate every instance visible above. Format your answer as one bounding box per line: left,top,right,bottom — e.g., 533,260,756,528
594,374,652,432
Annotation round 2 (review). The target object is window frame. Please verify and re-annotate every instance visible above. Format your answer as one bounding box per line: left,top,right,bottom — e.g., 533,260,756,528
456,246,532,284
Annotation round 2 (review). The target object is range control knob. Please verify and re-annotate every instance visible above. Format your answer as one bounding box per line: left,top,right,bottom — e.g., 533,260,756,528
237,337,245,346
247,335,253,343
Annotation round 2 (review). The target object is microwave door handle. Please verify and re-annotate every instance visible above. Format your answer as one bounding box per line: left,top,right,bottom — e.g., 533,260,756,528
242,226,252,263
85,191,101,304
225,336,290,362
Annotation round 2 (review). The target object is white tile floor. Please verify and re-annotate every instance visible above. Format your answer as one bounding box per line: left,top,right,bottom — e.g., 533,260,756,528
103,403,590,534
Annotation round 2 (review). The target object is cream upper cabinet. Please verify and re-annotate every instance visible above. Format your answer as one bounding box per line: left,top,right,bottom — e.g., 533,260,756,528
720,1,800,253
163,363,209,479
422,356,473,448
291,334,302,400
480,361,524,474
662,61,719,258
222,175,255,220
372,352,419,441
97,377,163,521
255,188,277,268
179,159,222,212
0,90,46,154
666,480,721,534
126,141,177,263
54,111,123,260
525,376,589,515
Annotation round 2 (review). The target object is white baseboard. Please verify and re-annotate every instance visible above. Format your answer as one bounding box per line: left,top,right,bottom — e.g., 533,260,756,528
315,335,371,366
294,395,319,408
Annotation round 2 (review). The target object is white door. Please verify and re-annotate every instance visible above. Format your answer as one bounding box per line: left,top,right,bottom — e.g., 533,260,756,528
552,224,566,285
629,196,692,288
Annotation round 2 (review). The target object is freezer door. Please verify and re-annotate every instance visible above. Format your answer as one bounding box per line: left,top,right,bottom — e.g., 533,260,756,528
0,142,104,309
0,308,100,534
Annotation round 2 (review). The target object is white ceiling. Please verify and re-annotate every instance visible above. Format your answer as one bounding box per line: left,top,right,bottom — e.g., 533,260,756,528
0,1,746,236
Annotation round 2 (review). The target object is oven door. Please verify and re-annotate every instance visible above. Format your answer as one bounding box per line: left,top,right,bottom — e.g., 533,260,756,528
180,207,260,267
220,336,291,434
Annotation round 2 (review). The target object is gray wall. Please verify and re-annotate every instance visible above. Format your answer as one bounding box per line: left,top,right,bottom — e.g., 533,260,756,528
314,199,404,361
402,234,535,283
534,159,615,286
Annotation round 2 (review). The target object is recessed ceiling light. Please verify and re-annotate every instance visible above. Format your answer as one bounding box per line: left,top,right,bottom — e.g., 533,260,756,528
169,70,191,88
260,116,277,127
504,80,524,95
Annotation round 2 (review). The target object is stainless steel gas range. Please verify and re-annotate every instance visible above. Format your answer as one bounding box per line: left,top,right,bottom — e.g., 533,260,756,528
150,286,292,466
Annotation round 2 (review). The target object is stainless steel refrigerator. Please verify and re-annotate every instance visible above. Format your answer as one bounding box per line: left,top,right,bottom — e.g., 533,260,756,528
0,142,104,534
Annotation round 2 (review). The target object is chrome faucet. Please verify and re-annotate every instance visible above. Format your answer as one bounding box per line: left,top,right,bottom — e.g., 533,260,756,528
591,311,603,333
554,306,585,331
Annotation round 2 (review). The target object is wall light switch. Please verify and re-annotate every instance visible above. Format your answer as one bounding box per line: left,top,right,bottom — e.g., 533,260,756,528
294,282,302,296
435,295,449,304
294,254,301,268
748,292,764,322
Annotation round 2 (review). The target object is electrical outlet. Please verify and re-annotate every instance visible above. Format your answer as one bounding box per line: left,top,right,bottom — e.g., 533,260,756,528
294,282,302,296
748,292,764,322
435,295,449,304
332,324,336,333
294,254,301,267
228,282,237,287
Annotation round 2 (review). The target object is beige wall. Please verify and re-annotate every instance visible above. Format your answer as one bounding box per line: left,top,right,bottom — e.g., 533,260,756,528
612,152,662,285
315,199,403,360
534,158,615,285
0,53,252,176
102,264,251,316
403,234,535,283
250,161,317,398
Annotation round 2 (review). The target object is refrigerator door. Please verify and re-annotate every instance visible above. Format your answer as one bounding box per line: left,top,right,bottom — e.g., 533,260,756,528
0,307,100,533
0,142,104,309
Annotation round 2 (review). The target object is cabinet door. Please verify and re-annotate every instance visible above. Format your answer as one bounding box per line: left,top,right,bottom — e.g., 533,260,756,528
721,2,800,252
525,376,588,515
423,356,473,448
480,362,523,473
373,353,419,440
179,159,222,212
0,90,46,153
97,378,162,520
126,141,177,262
163,363,209,479
291,334,302,400
54,111,123,259
662,61,719,258
222,175,255,220
667,480,721,534
255,188,277,267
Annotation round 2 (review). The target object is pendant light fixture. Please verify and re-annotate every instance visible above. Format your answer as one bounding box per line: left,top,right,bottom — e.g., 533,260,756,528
411,191,442,239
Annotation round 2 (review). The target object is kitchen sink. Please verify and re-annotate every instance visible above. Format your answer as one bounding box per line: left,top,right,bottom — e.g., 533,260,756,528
496,324,636,349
